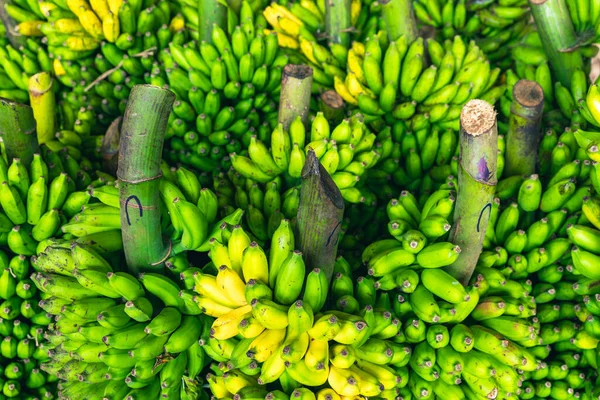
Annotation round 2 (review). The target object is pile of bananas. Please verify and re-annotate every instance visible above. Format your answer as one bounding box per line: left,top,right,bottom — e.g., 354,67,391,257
34,243,212,399
412,0,530,68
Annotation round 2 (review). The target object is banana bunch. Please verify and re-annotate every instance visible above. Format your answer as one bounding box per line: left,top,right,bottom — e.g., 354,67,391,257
0,248,58,399
413,0,530,68
48,13,186,124
58,162,240,255
13,0,182,54
572,84,600,164
0,145,117,256
334,33,505,131
566,0,600,45
263,0,369,70
192,221,416,398
0,38,52,104
156,12,289,173
33,243,211,399
465,171,600,398
230,113,386,204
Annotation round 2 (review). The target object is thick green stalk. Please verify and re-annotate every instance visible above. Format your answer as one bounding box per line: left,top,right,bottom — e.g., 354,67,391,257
278,64,314,131
0,98,37,166
28,73,56,145
505,80,545,177
198,0,227,43
320,90,345,126
380,0,418,43
326,0,351,48
296,150,344,282
529,0,584,87
117,85,175,274
445,100,498,285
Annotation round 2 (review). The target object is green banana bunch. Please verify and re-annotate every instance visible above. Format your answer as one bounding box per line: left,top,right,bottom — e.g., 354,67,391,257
35,242,212,399
566,0,600,44
0,39,51,104
230,113,385,205
412,0,531,69
333,32,505,140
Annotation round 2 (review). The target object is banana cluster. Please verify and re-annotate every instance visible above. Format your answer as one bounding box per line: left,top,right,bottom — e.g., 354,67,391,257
192,221,417,398
34,244,211,399
335,33,504,132
209,168,300,243
230,113,385,204
0,38,52,104
572,84,600,164
468,169,600,398
14,0,179,53
566,0,600,44
413,0,530,68
58,163,230,254
263,0,367,68
0,249,57,399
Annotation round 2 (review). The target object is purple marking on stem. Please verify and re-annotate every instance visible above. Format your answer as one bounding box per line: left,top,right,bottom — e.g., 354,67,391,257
477,156,491,181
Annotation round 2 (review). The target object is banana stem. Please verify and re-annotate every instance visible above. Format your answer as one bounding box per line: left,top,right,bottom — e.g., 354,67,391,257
101,117,122,176
0,98,37,167
28,73,56,146
320,90,345,126
198,0,227,43
529,0,584,87
326,0,351,48
296,149,344,283
117,85,175,274
0,0,26,48
278,65,314,132
445,100,498,285
505,80,545,177
380,0,418,43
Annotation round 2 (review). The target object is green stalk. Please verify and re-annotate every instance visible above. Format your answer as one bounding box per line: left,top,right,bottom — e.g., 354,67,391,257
198,0,227,43
101,117,122,176
326,0,351,48
0,98,37,167
296,150,345,282
319,90,345,126
278,64,314,131
505,80,545,177
529,0,584,87
28,72,56,145
380,0,418,43
117,85,175,274
445,100,499,285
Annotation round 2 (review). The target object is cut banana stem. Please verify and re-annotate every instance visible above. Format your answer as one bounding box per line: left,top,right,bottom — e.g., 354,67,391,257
296,149,344,283
380,0,419,43
445,99,498,285
529,0,584,87
28,72,55,146
118,84,175,273
198,0,227,44
326,0,352,48
0,97,37,167
320,90,346,126
505,80,545,177
278,64,314,131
